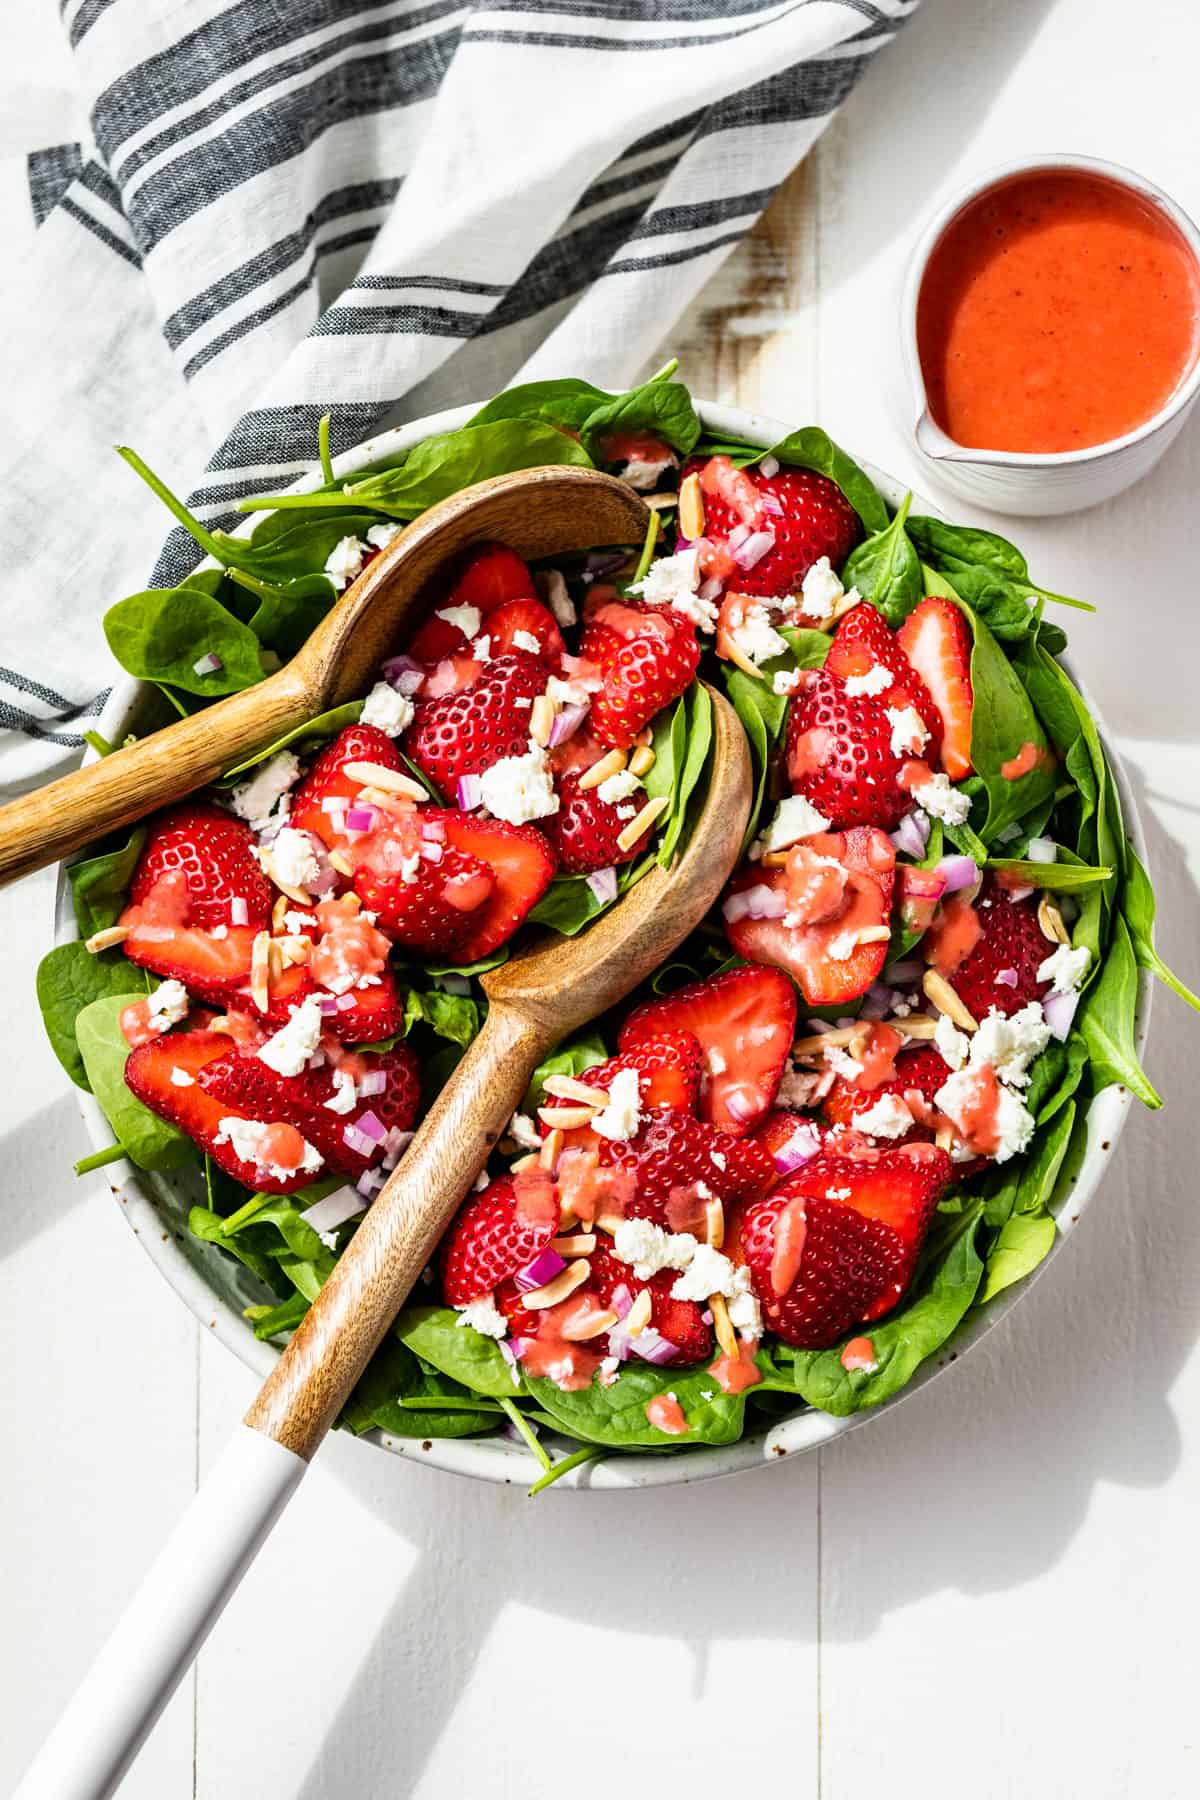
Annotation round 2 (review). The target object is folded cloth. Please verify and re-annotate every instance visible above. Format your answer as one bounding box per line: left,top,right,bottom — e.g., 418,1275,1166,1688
0,0,918,793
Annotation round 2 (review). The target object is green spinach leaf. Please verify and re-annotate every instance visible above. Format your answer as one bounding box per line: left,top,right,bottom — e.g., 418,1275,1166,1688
37,943,149,1090
395,1304,526,1399
1078,914,1160,1107
75,996,194,1171
104,586,265,695
67,825,147,937
841,493,923,624
1121,841,1200,1014
980,1210,1057,1305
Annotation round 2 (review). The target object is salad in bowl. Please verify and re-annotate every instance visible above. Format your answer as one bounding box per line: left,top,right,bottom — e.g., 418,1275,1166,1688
39,367,1197,1492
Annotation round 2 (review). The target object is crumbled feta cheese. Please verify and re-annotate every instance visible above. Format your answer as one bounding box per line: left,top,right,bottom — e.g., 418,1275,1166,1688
323,1067,358,1114
754,794,831,856
775,1063,822,1109
707,1047,727,1075
773,669,803,697
215,1116,323,1180
597,768,644,806
511,629,541,655
1037,943,1091,994
283,910,318,934
844,663,892,699
359,680,414,737
933,1070,1035,1165
825,1186,853,1201
324,535,368,591
731,602,788,667
710,1149,727,1172
258,995,325,1078
933,1011,969,1072
619,453,677,490
437,603,482,639
630,548,717,631
671,1242,739,1303
591,1066,642,1143
825,1045,864,1082
912,772,971,827
267,826,324,892
541,569,576,628
799,556,846,621
146,978,189,1031
470,635,491,663
170,1067,195,1087
229,750,301,832
886,705,929,757
852,1093,916,1138
612,1218,696,1280
366,521,403,551
546,675,592,707
478,741,559,825
508,1112,542,1151
826,930,860,962
455,1295,508,1339
969,1002,1052,1087
726,1276,764,1343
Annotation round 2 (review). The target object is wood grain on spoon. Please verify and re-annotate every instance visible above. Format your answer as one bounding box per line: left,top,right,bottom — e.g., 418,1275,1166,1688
244,683,751,1460
0,465,649,886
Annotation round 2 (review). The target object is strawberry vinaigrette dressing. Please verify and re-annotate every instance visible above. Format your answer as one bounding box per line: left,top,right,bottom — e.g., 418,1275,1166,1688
119,998,159,1049
924,892,982,977
770,1193,809,1297
840,1336,877,1374
917,167,1200,453
516,1294,609,1390
710,1338,762,1395
645,1392,690,1435
1000,740,1051,781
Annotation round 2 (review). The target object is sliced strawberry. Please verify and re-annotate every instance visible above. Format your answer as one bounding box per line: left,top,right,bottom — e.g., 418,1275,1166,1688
290,724,407,849
437,813,556,961
896,597,974,781
402,651,547,801
621,965,795,1136
407,611,475,665
723,828,895,1008
581,604,699,750
932,878,1051,1020
445,543,535,615
440,1173,557,1305
823,1043,947,1132
419,653,488,699
824,602,943,761
682,455,861,599
595,1107,776,1228
786,669,910,831
750,1107,828,1172
742,1142,951,1347
129,803,272,931
236,963,405,1043
541,769,642,875
542,1035,701,1132
355,843,497,956
120,867,255,996
587,1241,713,1365
485,599,566,669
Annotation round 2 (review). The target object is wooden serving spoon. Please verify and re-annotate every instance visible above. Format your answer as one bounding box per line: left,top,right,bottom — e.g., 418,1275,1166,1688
13,472,753,1800
0,463,650,886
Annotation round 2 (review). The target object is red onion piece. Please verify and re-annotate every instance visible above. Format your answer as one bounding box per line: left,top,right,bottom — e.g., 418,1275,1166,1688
1043,989,1080,1040
890,810,931,860
759,490,784,517
421,816,446,840
733,529,776,571
724,1087,758,1125
514,1247,567,1292
860,985,891,1020
727,522,751,550
884,958,923,986
771,1122,823,1174
383,1127,413,1159
722,882,788,925
335,992,357,1011
381,654,425,695
697,576,723,603
586,866,618,906
935,854,980,894
307,864,340,897
343,1123,378,1158
317,995,339,1016
300,1185,365,1237
358,1069,388,1097
419,839,444,864
355,1109,387,1143
631,1329,680,1366
610,1282,633,1320
192,651,223,675
548,702,589,748
498,1337,519,1368
344,805,378,834
456,774,483,811
995,967,1019,988
356,1166,385,1198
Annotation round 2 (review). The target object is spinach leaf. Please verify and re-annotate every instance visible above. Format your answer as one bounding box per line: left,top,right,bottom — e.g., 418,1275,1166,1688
401,984,482,1049
841,493,923,624
762,427,889,535
528,851,655,936
979,1211,1057,1305
657,680,714,865
339,421,595,519
75,996,194,1171
722,669,773,852
67,824,147,937
37,943,149,1090
908,516,1092,616
524,1029,609,1114
788,1204,984,1416
1026,1033,1088,1126
1078,914,1160,1108
104,586,265,695
219,701,364,781
189,1188,337,1299
961,603,1056,842
580,380,702,461
342,1334,500,1438
984,1101,1077,1231
526,1359,757,1447
395,1304,526,1398
468,377,611,435
1121,841,1200,1014
986,858,1114,891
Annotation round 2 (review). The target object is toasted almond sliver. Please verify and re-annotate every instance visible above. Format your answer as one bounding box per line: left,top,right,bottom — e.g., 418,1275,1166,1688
578,748,627,792
629,745,656,777
634,725,654,748
271,894,289,935
935,1124,955,1152
85,925,130,954
552,1233,598,1256
922,969,978,1033
710,1293,738,1361
260,857,312,908
328,850,353,877
792,1025,863,1055
537,1104,597,1132
538,1127,564,1172
723,639,765,682
529,694,556,748
1038,893,1071,946
678,470,705,541
544,1074,610,1105
849,1025,872,1063
704,1198,725,1250
562,1307,619,1343
616,794,669,854
522,1260,591,1309
341,760,426,800
625,1288,653,1336
855,925,893,947
640,491,678,512
558,1202,580,1232
267,939,284,984
594,1211,624,1236
250,930,271,1014
892,1015,938,1040
760,849,790,868
278,935,311,967
824,589,863,631
510,1151,541,1174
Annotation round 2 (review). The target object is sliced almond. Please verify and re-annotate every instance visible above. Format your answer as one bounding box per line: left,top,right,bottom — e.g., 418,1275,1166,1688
250,930,271,1014
529,694,556,748
278,935,311,967
625,1288,653,1336
271,894,289,935
709,1293,738,1360
522,1259,590,1309
539,1127,564,1172
629,744,656,778
723,638,765,682
543,1074,610,1106
792,1025,863,1055
922,969,978,1033
328,850,353,877
563,1307,619,1343
510,1151,541,1174
267,939,284,984
552,1233,597,1257
760,849,791,868
558,1202,580,1232
537,1104,596,1132
85,925,130,954
678,470,705,541
259,856,312,908
579,748,627,791
341,760,426,800
616,794,669,854
892,1015,938,1040
935,1124,956,1153
594,1211,624,1236
704,1198,725,1250
1038,894,1071,946
854,925,893,947
823,588,863,631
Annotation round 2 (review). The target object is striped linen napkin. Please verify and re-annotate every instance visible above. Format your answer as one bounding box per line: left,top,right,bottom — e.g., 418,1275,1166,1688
0,0,918,791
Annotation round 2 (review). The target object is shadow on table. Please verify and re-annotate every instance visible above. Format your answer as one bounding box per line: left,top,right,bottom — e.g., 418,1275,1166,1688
294,789,1200,1798
0,1090,93,1262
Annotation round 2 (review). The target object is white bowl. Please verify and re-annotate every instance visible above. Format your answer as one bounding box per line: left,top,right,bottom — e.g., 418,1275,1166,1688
56,399,1152,1489
902,154,1200,516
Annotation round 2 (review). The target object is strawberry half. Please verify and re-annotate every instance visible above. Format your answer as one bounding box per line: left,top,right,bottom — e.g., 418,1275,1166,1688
541,1034,701,1130
621,965,796,1136
786,669,910,831
290,724,406,848
355,843,497,957
121,869,258,998
824,601,943,762
437,813,556,961
596,1107,776,1228
930,878,1051,1021
742,1142,951,1347
445,543,535,615
402,651,547,801
129,803,271,930
541,770,642,875
823,1043,948,1134
682,455,861,599
238,963,406,1043
440,1172,558,1305
723,827,895,1008
485,598,566,668
896,597,974,781
581,604,699,750
587,1241,713,1365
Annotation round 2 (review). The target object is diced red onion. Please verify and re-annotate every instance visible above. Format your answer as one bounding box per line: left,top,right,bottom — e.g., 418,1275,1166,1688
301,1185,365,1236
890,810,931,860
697,576,724,603
586,866,618,905
701,1308,713,1325
356,1166,386,1198
335,992,357,1011
606,1328,631,1363
419,839,444,864
192,651,223,676
230,897,248,927
860,985,891,1020
805,1017,834,1034
610,1282,633,1320
727,522,751,550
771,1122,823,1174
900,865,948,902
421,817,446,841
307,864,340,896
342,1123,378,1157
631,1330,679,1365
935,854,980,894
1043,989,1080,1041
318,995,339,1016
354,1109,387,1143
548,702,589,747
722,882,788,925
995,967,1019,988
514,1248,567,1292
344,805,378,834
759,454,780,479
724,1088,758,1124
1025,836,1057,864
383,1127,413,1159
498,1337,519,1367
733,529,776,571
456,774,483,811
358,1069,388,1097
759,491,784,518
382,654,425,696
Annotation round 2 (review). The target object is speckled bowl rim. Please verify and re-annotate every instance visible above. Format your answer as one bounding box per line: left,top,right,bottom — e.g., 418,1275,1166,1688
55,399,1152,1490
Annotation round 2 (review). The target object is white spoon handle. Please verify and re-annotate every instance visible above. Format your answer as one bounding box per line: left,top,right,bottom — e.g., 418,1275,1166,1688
14,1427,306,1800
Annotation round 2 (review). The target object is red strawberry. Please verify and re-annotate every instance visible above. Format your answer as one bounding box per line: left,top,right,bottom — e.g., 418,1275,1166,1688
823,1043,948,1133
581,604,699,749
290,724,406,848
541,770,642,874
897,597,974,780
485,599,566,668
440,1173,557,1305
437,813,556,961
824,602,943,761
130,803,271,930
198,1041,419,1177
239,963,406,1043
355,845,497,956
723,828,895,1008
594,1106,776,1228
123,908,259,999
682,455,861,599
621,965,795,1136
586,1241,713,1365
929,878,1051,1021
407,610,476,665
742,1143,951,1347
445,543,535,615
542,1034,701,1128
402,651,547,801
125,1030,323,1194
786,669,910,831
751,1107,828,1175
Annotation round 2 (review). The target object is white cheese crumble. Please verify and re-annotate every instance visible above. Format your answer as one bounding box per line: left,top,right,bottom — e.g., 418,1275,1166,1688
826,930,860,962
215,1116,323,1180
508,1111,542,1151
258,995,325,1078
933,1011,969,1072
597,768,644,806
540,569,576,628
629,548,717,631
267,826,324,892
969,1003,1052,1087
912,772,971,827
726,1279,764,1343
886,705,929,757
611,1218,696,1280
670,1244,750,1305
1037,943,1091,994
471,634,492,663
170,1067,195,1087
933,1071,1035,1164
478,741,559,825
366,521,403,551
852,1093,916,1138
753,793,830,856
323,1067,358,1114
844,663,892,700
324,535,368,591
731,602,788,667
619,453,677,490
546,675,592,707
146,979,189,1031
229,750,301,833
436,603,482,639
359,680,414,737
799,556,859,621
773,669,803,697
283,910,318,934
511,628,541,655
591,1066,643,1143
455,1295,508,1338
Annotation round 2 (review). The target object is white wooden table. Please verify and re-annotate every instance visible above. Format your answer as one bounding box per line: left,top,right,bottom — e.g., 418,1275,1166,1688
4,2,1199,1795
